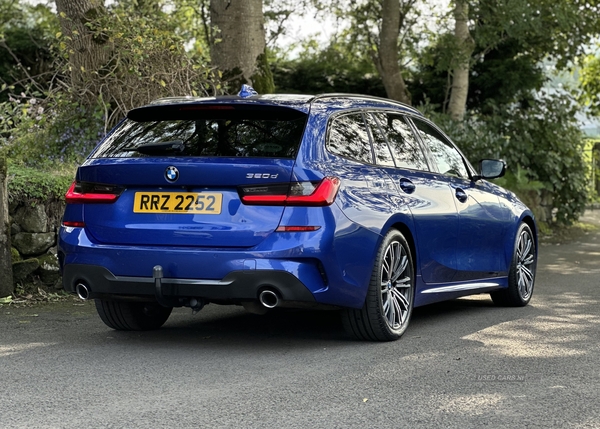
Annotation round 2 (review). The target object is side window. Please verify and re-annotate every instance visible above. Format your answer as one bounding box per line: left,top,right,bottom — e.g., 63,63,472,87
327,113,373,164
371,112,429,171
364,114,395,167
412,118,468,179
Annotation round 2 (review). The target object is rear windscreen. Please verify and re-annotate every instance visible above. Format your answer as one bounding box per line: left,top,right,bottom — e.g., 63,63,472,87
91,111,307,159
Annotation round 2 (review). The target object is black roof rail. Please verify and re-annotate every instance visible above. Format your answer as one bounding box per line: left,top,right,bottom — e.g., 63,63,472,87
309,93,422,116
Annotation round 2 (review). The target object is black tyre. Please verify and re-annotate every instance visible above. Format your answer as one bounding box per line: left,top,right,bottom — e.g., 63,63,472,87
491,222,536,307
94,300,172,331
343,229,415,341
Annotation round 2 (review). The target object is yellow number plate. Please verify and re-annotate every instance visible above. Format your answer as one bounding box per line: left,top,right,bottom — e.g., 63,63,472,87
133,192,222,214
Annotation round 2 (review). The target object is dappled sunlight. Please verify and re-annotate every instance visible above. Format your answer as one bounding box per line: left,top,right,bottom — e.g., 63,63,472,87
544,259,600,275
463,319,588,357
463,292,599,358
536,292,600,312
543,240,600,274
435,393,503,415
0,342,57,358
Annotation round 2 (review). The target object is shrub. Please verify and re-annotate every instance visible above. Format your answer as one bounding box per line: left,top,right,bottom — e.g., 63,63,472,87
426,91,588,225
7,164,74,203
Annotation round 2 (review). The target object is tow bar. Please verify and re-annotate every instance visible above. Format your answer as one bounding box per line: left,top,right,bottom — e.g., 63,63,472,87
153,265,205,312
153,265,175,308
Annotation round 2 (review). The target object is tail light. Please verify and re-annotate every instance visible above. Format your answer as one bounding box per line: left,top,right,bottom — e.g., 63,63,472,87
65,181,123,204
239,177,340,206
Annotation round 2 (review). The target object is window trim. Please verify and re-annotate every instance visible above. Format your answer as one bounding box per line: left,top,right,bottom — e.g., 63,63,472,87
406,116,476,180
367,111,432,173
363,112,397,168
325,110,376,166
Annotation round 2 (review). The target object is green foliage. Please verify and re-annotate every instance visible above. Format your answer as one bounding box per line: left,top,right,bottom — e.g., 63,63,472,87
494,166,545,221
0,1,222,168
428,91,588,225
333,0,423,65
472,0,600,70
0,2,59,102
7,164,74,203
272,41,386,95
413,38,546,112
0,90,105,166
579,50,600,117
252,52,275,94
413,0,600,113
61,2,220,127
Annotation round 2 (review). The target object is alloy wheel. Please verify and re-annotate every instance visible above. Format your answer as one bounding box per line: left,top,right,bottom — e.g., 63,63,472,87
380,241,412,330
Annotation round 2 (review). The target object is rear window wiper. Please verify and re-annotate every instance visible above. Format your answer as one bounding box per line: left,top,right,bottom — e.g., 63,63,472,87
121,140,184,155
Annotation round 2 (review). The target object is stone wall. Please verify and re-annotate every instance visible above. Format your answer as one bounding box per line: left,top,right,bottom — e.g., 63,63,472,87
10,199,64,290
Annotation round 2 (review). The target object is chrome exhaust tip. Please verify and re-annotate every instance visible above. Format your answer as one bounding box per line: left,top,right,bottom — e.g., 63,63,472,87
75,283,90,300
259,289,279,309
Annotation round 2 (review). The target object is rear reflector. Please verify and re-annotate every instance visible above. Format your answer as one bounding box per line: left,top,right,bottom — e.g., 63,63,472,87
275,226,321,232
62,221,85,228
240,177,340,206
65,181,123,204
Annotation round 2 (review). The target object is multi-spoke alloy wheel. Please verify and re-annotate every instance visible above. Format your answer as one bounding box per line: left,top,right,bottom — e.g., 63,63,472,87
380,240,412,330
491,222,537,307
343,229,414,341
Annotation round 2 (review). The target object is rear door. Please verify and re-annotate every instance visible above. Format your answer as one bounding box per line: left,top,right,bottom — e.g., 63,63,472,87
78,103,308,248
325,112,398,227
366,112,460,284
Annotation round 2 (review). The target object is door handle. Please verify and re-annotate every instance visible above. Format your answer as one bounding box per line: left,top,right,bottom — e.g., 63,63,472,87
399,178,416,194
455,188,468,203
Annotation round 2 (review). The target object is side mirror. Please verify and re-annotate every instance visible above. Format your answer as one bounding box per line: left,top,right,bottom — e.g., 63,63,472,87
475,159,506,180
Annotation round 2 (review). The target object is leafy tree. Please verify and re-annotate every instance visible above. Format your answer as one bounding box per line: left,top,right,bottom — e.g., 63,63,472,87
579,49,600,117
54,0,112,104
415,0,600,116
210,0,274,93
447,0,473,121
332,0,421,104
430,91,587,225
0,2,58,102
412,37,545,113
0,0,220,167
271,41,386,95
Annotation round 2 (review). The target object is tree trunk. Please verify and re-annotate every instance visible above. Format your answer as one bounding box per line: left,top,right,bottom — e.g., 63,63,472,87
209,0,274,94
376,0,411,104
54,0,110,97
0,156,13,298
447,0,474,121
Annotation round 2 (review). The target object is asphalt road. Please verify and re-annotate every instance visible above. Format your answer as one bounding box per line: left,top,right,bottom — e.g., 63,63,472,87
2,215,600,429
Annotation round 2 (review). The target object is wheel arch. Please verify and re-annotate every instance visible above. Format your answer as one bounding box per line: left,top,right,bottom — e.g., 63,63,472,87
520,215,538,247
388,221,419,276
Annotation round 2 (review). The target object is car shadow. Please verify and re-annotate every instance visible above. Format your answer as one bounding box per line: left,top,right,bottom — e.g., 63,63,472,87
81,294,543,351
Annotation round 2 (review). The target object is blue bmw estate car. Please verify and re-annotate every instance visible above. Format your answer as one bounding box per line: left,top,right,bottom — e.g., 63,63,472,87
58,86,537,341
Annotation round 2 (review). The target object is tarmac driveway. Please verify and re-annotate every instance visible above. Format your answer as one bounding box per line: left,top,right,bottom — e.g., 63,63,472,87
1,213,600,428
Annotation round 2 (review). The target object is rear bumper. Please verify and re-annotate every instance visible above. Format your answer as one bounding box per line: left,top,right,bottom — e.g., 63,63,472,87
58,207,382,309
63,264,316,304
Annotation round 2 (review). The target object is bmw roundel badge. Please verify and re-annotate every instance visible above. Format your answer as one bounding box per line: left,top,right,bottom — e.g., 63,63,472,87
165,166,179,183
